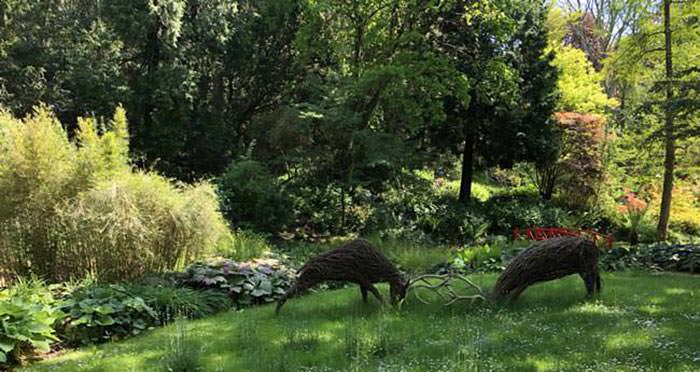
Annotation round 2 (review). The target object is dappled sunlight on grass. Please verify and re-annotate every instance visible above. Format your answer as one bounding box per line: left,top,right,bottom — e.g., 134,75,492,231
569,302,628,316
605,331,652,350
25,272,700,372
665,287,692,295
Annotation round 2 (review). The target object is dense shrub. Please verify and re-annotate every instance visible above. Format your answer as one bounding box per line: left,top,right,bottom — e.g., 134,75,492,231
535,113,606,204
424,198,490,244
218,160,293,234
1,279,234,354
487,166,524,188
288,183,374,237
179,258,294,308
0,278,61,365
0,107,231,281
481,194,573,235
369,180,490,244
665,186,700,235
51,174,230,281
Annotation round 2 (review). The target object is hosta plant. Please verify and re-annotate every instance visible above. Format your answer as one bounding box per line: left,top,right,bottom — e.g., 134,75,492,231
179,257,295,307
0,278,62,365
58,284,158,346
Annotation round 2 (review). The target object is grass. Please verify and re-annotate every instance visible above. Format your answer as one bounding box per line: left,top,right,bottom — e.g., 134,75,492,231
25,272,700,372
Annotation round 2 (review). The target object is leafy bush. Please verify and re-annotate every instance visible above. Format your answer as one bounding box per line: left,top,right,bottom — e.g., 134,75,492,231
51,174,231,281
178,258,295,308
0,278,62,365
58,284,158,346
369,235,450,274
218,160,293,234
288,183,374,237
0,107,231,281
369,180,490,244
481,194,573,235
436,238,530,274
451,243,505,273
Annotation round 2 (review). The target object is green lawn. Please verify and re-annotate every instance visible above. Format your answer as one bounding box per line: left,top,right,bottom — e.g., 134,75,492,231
26,272,700,372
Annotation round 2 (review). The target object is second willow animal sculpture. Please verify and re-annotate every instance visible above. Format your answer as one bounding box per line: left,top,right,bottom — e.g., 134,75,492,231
275,239,409,314
491,236,601,301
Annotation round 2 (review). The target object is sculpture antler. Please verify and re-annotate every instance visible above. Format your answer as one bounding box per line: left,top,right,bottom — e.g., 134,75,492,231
407,273,488,306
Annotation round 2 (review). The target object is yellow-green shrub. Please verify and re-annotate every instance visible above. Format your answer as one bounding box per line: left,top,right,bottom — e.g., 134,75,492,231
0,107,231,281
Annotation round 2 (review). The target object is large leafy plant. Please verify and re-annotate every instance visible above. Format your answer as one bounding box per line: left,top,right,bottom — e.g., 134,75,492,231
179,258,295,307
58,284,158,346
0,279,62,365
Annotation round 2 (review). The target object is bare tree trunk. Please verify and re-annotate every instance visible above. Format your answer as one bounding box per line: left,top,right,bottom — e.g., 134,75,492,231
657,0,674,241
459,128,474,202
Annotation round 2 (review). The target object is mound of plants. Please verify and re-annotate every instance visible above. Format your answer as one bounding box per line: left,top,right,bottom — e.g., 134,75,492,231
178,257,295,308
0,107,231,282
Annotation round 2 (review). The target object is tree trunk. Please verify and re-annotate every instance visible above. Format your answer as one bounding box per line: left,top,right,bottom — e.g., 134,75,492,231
340,186,346,231
459,128,474,202
657,0,674,241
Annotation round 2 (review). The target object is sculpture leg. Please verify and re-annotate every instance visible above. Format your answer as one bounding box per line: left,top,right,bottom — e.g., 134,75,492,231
366,283,384,304
360,286,368,303
509,285,528,300
580,272,595,297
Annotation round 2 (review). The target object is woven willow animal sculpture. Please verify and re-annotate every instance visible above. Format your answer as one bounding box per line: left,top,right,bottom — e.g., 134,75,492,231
492,236,601,301
275,239,408,314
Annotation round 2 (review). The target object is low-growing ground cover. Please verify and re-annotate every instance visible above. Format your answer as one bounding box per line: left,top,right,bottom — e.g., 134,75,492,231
25,272,700,372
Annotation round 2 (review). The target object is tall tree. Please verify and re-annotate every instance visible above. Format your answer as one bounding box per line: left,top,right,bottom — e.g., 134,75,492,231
657,0,674,240
512,3,561,200
609,1,700,239
428,0,558,202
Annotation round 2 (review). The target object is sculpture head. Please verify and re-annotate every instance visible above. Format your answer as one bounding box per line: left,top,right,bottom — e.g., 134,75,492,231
390,275,410,304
